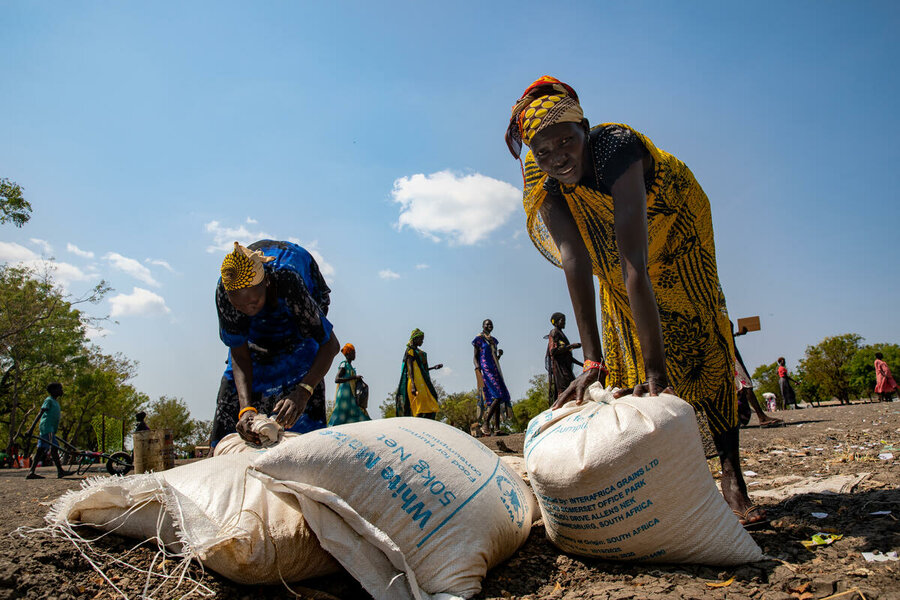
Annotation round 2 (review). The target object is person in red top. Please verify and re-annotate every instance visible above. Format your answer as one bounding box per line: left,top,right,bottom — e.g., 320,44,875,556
777,357,799,409
874,352,899,402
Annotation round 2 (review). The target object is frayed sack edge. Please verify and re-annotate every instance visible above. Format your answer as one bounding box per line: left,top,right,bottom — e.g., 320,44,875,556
13,473,215,600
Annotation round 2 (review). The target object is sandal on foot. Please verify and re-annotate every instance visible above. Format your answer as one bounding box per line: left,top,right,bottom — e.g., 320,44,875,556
760,419,784,428
734,505,770,530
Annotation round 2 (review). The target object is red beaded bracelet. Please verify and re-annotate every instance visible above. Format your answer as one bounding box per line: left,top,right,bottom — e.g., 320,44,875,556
583,359,604,372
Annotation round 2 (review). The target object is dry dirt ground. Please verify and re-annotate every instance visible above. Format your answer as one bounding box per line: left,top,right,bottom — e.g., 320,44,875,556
1,401,897,600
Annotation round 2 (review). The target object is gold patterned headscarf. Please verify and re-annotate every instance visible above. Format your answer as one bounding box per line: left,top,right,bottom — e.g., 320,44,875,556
341,343,355,356
220,241,274,291
505,76,584,159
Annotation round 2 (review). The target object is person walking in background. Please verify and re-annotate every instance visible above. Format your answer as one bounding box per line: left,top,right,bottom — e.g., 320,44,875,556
211,240,340,448
545,312,582,405
762,392,778,412
777,357,800,409
26,383,71,480
473,319,511,436
328,343,370,425
733,325,781,427
395,329,443,419
874,352,899,402
505,76,764,527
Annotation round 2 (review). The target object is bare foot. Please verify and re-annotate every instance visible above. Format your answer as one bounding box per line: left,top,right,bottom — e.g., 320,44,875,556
720,467,767,527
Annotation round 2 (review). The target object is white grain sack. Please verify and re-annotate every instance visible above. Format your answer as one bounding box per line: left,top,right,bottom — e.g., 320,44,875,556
47,453,338,584
524,384,762,565
249,417,537,600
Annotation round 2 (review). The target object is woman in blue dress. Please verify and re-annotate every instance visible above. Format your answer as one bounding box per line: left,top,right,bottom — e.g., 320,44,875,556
211,240,340,448
473,319,511,435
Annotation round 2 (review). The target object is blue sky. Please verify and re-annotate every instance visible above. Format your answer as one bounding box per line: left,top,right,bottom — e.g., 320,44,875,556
2,1,899,421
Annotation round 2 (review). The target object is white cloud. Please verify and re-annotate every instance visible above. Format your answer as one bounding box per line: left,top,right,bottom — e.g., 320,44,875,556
204,220,272,253
30,238,53,255
67,243,95,259
104,252,160,287
391,170,520,245
379,269,401,280
109,287,171,317
0,241,39,262
0,242,92,289
246,217,258,224
415,263,429,270
145,258,175,273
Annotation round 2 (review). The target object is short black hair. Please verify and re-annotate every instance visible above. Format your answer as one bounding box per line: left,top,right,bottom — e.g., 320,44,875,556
875,352,884,360
46,382,63,396
136,411,147,421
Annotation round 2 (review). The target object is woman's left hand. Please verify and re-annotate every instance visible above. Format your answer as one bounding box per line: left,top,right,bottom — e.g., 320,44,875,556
552,368,607,409
273,385,312,428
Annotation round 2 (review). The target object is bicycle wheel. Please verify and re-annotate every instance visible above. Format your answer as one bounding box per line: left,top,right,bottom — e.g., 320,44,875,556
106,451,133,476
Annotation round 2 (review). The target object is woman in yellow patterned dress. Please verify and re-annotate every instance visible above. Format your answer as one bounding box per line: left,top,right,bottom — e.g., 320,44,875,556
505,76,764,527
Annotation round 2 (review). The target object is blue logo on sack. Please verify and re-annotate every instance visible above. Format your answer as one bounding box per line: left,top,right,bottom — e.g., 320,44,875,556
495,475,526,529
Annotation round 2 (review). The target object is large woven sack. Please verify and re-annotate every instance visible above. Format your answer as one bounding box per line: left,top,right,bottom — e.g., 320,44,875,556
47,453,339,583
249,417,536,600
524,384,762,565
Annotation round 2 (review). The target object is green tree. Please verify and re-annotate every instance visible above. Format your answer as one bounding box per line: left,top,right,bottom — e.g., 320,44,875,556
439,389,480,432
379,393,397,419
184,419,213,456
0,178,31,227
146,396,195,450
510,374,549,433
847,343,900,400
798,333,863,405
0,265,109,450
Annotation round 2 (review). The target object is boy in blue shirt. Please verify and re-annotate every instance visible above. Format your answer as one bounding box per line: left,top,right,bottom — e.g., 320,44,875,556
26,382,71,479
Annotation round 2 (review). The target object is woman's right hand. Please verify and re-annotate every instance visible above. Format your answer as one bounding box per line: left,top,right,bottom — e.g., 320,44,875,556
569,342,582,350
552,369,607,409
236,411,262,445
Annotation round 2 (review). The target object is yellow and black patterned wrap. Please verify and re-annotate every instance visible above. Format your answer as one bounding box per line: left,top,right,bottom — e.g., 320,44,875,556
522,123,737,436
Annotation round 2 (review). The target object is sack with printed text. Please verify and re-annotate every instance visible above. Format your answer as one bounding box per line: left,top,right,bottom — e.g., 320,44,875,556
249,417,537,600
524,384,762,565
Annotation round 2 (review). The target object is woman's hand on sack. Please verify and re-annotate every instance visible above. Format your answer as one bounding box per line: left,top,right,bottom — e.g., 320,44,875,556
613,376,674,399
569,342,582,350
552,368,607,409
273,386,311,428
236,411,262,445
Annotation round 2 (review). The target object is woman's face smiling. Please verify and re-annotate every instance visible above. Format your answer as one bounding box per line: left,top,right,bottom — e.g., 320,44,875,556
530,122,588,185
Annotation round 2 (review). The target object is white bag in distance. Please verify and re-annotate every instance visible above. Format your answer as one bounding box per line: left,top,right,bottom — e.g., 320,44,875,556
524,384,762,565
249,417,537,600
47,453,339,584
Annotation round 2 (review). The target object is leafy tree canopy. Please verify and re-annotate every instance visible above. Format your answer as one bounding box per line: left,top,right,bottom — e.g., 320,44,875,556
0,178,31,227
509,374,549,433
847,343,900,399
798,333,863,404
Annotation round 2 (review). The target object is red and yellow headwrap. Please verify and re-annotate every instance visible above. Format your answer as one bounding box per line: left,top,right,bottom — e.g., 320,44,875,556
220,241,274,291
341,343,355,356
505,76,584,159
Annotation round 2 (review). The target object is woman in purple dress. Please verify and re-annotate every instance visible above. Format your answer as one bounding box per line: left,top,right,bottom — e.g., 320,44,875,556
473,319,511,435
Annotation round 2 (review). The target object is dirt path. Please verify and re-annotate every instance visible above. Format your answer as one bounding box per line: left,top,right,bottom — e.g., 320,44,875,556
1,401,897,600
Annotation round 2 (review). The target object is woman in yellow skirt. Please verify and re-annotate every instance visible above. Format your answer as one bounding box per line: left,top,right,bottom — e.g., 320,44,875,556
395,329,443,419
